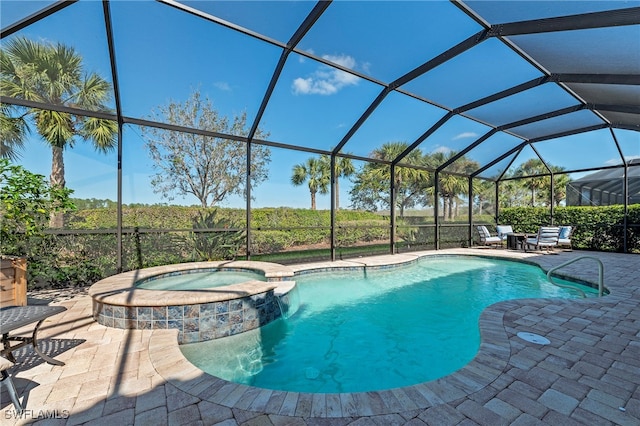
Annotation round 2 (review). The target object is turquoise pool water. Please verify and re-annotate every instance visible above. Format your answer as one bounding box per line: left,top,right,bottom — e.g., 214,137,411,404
180,256,597,393
136,269,264,290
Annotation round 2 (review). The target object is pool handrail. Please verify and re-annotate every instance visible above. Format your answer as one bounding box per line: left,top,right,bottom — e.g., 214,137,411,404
546,256,605,298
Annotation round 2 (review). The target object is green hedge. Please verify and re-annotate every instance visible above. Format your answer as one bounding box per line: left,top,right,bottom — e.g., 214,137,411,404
498,205,640,253
67,206,384,230
24,205,638,288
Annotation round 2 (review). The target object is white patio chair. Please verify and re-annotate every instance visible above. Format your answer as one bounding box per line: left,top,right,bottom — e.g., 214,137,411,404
558,226,574,250
496,225,514,243
524,226,560,252
476,226,502,248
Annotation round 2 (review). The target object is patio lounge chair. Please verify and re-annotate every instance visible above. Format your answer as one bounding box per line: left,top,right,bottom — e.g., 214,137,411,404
0,355,22,411
496,225,514,243
524,226,560,252
558,225,573,250
476,226,502,248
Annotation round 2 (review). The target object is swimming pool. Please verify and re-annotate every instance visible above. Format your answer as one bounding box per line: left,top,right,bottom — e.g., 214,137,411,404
180,256,598,393
136,269,265,290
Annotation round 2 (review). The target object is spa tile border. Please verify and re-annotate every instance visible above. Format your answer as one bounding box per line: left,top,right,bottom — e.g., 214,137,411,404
88,260,297,343
93,290,281,343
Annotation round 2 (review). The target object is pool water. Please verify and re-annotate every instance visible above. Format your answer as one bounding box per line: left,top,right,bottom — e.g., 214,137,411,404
180,256,597,393
136,270,264,290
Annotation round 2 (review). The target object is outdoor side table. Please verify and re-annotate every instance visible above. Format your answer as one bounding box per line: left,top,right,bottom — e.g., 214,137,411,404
0,305,67,366
506,233,528,251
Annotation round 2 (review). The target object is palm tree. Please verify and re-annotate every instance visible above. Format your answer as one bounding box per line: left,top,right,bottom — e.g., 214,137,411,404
498,179,528,208
546,165,570,207
513,159,548,206
473,178,495,216
291,157,329,210
438,172,468,220
319,154,355,210
428,151,478,220
0,104,28,160
0,37,117,227
370,142,429,217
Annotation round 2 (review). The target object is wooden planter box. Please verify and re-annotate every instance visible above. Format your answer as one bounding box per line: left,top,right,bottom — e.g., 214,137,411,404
1,257,27,307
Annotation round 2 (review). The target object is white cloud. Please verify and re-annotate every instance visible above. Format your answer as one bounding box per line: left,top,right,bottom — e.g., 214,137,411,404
292,54,359,96
213,81,231,91
605,155,640,165
452,132,478,141
433,146,452,154
605,158,623,166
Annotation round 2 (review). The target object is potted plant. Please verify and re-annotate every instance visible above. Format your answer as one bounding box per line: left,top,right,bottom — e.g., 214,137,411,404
0,159,75,305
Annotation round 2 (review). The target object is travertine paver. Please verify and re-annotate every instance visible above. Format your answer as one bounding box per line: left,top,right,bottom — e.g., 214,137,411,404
1,248,639,425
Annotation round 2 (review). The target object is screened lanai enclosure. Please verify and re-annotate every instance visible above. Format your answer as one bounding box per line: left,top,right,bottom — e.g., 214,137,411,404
1,1,639,283
567,158,640,206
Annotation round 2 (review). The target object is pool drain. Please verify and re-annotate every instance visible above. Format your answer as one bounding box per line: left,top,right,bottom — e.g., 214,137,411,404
516,332,550,345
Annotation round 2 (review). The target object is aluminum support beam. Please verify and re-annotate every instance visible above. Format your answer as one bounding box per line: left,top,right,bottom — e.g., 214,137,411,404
551,74,640,86
610,128,629,253
434,171,440,250
390,164,397,254
468,176,473,247
330,155,337,260
472,142,528,179
103,1,125,273
1,1,77,38
489,7,640,36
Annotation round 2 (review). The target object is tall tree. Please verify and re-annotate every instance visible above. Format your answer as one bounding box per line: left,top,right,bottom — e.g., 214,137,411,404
319,154,355,210
349,142,429,216
513,158,548,206
142,90,271,207
0,104,28,160
546,165,571,207
291,157,329,210
498,179,528,208
473,178,495,217
0,37,117,227
428,151,478,220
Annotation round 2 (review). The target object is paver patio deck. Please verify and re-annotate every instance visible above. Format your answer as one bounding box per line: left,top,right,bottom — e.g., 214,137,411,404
1,248,638,425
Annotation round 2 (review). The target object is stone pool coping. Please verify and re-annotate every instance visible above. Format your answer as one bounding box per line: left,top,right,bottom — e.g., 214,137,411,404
88,260,296,307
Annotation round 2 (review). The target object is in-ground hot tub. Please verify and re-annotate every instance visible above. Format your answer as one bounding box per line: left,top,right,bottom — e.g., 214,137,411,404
88,261,296,344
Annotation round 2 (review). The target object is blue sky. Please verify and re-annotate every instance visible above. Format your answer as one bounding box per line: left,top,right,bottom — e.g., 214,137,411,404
2,0,639,209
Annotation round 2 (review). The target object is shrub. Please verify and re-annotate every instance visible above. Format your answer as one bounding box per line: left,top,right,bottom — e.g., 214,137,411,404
335,220,389,246
499,205,639,252
190,209,244,261
1,160,75,256
250,230,297,254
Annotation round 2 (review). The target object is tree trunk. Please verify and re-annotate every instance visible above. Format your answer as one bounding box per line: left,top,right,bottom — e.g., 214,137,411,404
442,197,448,220
49,145,66,228
530,187,535,206
448,197,454,220
311,191,316,210
335,179,340,211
